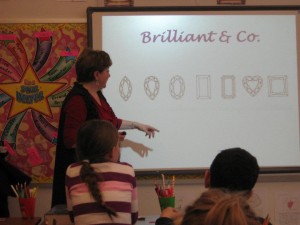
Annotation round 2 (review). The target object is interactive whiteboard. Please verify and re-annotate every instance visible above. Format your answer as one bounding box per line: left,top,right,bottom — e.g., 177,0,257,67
87,6,300,174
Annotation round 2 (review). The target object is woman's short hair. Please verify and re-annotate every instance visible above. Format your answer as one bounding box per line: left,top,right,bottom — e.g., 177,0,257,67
75,48,112,83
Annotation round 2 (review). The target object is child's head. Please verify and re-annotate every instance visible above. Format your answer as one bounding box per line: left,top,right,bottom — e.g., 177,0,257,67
181,188,260,225
207,147,259,192
76,119,119,162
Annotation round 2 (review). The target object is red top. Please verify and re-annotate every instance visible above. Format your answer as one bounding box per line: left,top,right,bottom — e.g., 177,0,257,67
62,95,122,149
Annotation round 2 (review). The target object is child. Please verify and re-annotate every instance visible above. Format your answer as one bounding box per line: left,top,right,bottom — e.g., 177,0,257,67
65,119,138,225
156,148,271,225
181,188,262,225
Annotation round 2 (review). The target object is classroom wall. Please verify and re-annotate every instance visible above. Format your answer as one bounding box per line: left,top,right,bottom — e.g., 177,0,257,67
1,0,300,224
7,174,300,224
1,0,300,23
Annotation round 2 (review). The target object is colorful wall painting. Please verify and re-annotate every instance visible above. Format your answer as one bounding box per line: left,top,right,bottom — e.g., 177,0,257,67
0,23,87,183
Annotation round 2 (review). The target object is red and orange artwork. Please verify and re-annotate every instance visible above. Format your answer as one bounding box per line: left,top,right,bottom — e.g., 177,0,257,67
0,23,87,183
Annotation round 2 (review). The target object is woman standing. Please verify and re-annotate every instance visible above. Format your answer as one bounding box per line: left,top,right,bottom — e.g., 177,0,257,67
51,48,159,207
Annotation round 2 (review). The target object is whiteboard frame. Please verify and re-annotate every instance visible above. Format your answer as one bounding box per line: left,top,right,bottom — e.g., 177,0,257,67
87,5,300,175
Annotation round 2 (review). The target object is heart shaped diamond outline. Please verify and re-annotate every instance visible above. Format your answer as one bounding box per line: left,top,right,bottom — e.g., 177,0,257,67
242,76,263,97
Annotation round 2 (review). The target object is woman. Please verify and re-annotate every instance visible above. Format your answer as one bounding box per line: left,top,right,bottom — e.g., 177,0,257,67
65,119,138,225
52,48,159,207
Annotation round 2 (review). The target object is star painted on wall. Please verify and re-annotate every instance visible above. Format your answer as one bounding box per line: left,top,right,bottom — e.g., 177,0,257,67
0,63,66,119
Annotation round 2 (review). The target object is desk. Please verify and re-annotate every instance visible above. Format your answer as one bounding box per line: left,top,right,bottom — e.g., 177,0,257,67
0,217,41,225
35,216,157,225
137,215,158,225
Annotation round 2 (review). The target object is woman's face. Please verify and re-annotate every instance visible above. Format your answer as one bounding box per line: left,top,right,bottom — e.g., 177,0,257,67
97,68,110,89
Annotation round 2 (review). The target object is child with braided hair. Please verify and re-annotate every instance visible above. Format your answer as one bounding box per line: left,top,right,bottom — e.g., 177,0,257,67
65,119,138,225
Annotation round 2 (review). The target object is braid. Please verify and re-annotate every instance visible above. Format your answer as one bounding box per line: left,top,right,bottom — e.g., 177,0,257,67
80,161,117,219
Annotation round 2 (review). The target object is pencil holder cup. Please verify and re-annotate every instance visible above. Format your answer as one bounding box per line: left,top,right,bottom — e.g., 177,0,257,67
18,197,36,218
159,196,175,211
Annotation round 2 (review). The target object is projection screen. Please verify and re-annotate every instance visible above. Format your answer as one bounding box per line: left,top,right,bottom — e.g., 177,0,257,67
87,6,300,175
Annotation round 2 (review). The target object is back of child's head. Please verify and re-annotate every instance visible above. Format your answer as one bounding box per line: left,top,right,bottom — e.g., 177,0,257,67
181,189,260,225
209,147,259,192
76,119,118,162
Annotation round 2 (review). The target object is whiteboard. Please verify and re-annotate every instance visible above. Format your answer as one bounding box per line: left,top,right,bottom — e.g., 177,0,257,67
87,6,300,174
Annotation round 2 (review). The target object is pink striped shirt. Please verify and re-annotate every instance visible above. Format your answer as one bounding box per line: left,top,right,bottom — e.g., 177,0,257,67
65,161,138,225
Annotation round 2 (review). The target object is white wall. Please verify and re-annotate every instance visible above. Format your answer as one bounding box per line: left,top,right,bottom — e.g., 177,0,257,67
2,1,300,224
1,0,300,23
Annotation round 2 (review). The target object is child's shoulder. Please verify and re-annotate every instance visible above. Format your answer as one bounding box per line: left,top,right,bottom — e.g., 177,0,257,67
119,161,133,167
68,161,83,170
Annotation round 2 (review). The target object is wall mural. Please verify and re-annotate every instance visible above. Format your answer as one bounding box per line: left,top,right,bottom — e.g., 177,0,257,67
0,23,87,183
